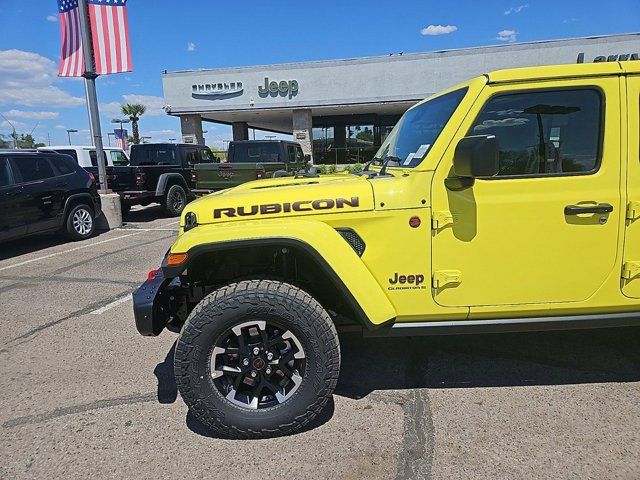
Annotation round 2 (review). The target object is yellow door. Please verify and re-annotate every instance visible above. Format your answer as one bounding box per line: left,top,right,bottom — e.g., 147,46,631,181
431,77,622,307
623,74,640,298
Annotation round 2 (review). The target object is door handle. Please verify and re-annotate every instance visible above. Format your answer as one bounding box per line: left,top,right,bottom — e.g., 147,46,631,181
564,203,614,215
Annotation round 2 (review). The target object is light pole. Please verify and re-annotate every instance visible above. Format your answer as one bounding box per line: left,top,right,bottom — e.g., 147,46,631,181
66,128,78,145
168,138,176,143
140,136,151,144
111,118,130,133
0,112,18,148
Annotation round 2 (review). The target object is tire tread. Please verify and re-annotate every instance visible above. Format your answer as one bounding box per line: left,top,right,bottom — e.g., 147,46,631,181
174,279,340,439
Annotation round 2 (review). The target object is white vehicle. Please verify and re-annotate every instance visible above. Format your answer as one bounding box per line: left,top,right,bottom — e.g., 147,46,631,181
38,146,129,168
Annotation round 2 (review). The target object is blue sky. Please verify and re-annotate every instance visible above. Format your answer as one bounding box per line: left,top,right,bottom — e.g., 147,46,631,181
0,0,638,147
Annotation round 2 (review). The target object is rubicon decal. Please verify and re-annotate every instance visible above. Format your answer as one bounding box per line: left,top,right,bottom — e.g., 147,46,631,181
388,272,426,291
213,197,360,219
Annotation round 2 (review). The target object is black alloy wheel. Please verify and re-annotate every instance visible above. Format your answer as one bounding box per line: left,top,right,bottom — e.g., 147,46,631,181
211,319,306,409
162,184,186,216
174,279,340,439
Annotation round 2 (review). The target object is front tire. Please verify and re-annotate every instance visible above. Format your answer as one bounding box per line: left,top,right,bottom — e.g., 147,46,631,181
64,204,95,240
161,184,187,217
174,279,340,439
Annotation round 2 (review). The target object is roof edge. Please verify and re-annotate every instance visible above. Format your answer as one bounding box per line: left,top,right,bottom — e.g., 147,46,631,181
163,32,640,76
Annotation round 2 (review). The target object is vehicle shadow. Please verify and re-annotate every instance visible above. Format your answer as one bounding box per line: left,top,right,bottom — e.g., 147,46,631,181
0,230,109,261
153,327,640,438
122,205,166,224
336,327,640,398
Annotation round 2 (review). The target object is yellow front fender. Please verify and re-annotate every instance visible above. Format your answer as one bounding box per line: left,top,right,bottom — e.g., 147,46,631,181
169,219,397,328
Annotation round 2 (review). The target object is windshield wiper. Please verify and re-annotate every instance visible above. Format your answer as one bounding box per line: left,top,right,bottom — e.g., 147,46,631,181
379,156,401,176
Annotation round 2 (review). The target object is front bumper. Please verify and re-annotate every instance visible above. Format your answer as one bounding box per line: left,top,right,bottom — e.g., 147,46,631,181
133,268,172,336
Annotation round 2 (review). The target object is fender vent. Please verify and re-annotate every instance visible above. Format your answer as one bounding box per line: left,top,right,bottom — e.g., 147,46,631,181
336,228,366,256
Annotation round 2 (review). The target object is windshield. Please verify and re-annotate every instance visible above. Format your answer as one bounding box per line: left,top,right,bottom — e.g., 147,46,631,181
374,87,468,167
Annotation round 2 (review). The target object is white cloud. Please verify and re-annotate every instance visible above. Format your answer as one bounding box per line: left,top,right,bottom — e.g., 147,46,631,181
187,42,196,52
1,119,27,129
55,124,66,129
0,49,84,108
504,4,528,15
496,29,517,42
3,109,59,120
46,14,58,22
420,25,457,36
122,94,165,116
100,101,124,116
145,129,177,136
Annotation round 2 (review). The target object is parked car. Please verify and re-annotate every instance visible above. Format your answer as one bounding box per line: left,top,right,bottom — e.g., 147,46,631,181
0,149,102,242
85,143,215,216
133,61,640,438
38,145,129,168
193,140,309,193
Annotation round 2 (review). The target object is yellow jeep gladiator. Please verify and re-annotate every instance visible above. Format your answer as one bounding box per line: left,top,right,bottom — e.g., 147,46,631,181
133,61,640,438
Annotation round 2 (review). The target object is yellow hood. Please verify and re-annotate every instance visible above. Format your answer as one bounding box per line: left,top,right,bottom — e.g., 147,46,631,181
183,173,374,226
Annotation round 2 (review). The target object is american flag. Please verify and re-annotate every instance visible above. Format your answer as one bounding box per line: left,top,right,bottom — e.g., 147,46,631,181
57,0,132,77
114,129,128,150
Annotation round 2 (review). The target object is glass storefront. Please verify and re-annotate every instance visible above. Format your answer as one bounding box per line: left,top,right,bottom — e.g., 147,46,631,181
312,115,400,165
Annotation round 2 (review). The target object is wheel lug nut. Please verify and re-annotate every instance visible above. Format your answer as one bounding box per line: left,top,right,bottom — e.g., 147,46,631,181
252,347,260,355
265,367,272,375
242,358,249,366
266,352,274,360
250,370,257,378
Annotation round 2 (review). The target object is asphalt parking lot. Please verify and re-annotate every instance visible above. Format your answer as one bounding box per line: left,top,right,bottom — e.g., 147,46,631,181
1,205,639,480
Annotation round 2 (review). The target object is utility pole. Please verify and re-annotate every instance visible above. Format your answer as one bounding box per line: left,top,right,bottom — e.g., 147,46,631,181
77,0,108,192
0,113,18,148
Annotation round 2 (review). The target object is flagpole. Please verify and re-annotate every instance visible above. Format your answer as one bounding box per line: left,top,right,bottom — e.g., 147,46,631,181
77,0,109,193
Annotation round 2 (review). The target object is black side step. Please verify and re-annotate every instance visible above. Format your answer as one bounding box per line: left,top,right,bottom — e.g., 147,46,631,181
364,312,640,337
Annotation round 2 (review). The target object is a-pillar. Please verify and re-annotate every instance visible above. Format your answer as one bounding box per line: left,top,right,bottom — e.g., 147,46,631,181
292,108,313,163
232,122,249,140
180,114,205,145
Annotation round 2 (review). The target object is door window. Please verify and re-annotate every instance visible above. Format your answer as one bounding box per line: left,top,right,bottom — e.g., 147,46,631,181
11,156,56,182
231,143,280,163
185,149,198,165
468,89,602,176
199,149,215,163
0,158,13,187
89,150,108,167
110,150,129,165
287,145,296,162
49,156,75,175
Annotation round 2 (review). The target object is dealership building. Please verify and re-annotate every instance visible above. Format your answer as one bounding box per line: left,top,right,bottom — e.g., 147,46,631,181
162,33,639,164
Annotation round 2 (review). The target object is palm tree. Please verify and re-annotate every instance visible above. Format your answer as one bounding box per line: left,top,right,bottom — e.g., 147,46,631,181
121,103,146,144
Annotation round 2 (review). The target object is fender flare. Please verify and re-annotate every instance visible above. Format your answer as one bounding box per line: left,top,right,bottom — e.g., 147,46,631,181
156,173,188,197
163,222,397,329
63,193,95,219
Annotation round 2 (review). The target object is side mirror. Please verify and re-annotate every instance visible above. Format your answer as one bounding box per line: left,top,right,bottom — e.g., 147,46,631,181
453,135,499,178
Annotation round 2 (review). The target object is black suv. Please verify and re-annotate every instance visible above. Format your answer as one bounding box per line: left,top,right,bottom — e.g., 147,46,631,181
0,150,102,242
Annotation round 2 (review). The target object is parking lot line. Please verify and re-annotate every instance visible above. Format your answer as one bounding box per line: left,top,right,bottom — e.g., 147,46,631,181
0,232,143,273
89,294,133,315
